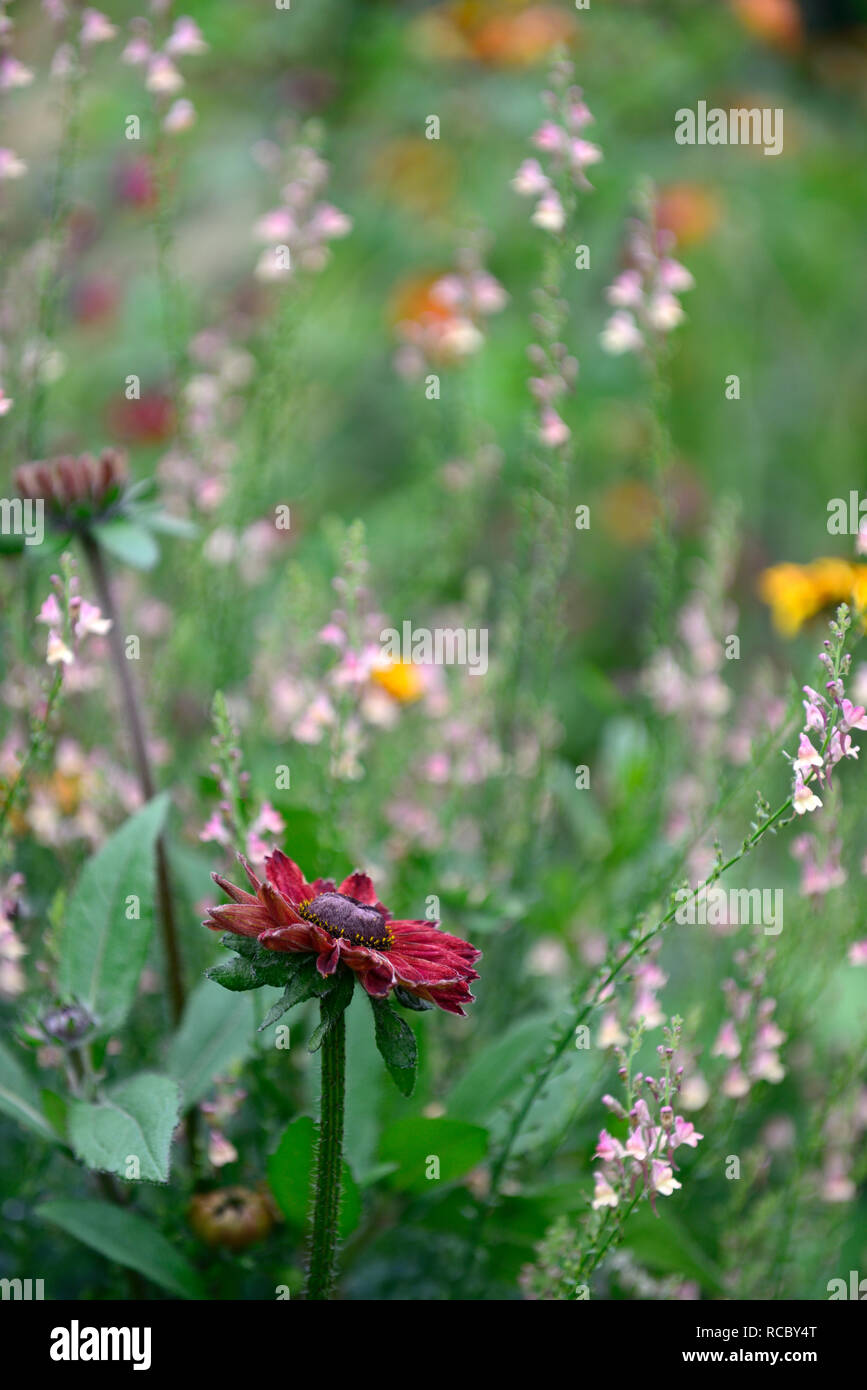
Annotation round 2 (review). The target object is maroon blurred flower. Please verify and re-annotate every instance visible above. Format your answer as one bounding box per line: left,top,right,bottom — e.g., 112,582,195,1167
107,390,176,444
15,449,128,520
207,850,481,1015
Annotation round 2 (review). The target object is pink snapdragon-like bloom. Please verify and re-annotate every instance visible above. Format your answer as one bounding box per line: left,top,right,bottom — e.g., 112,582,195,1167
711,1019,741,1059
0,148,26,179
600,309,644,355
163,98,196,133
146,53,183,94
165,17,208,57
253,143,352,284
36,577,111,668
80,8,117,45
539,405,570,448
650,1161,682,1196
792,732,823,773
847,939,867,966
793,770,822,815
0,53,34,89
512,61,601,235
601,204,694,357
669,1116,704,1150
595,1130,625,1162
591,1172,619,1210
511,157,549,196
840,698,867,732
0,873,27,1000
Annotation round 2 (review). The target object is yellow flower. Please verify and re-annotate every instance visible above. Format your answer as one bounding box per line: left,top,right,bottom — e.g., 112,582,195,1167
371,660,426,704
758,558,867,635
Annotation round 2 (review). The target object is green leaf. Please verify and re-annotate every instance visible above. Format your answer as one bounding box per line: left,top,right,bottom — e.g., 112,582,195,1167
67,1073,180,1183
257,959,324,1032
370,997,417,1097
267,1116,360,1239
57,793,170,1036
218,933,306,988
167,978,254,1106
446,1015,552,1123
41,1089,68,1140
134,507,197,539
205,956,264,992
37,1199,204,1299
308,970,355,1052
92,518,159,570
394,984,433,1011
0,1040,55,1140
379,1116,488,1193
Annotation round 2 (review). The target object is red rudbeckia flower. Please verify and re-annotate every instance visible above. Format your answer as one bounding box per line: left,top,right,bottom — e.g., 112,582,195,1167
206,850,481,1016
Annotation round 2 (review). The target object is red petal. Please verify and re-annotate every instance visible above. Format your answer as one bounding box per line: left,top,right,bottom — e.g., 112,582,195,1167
206,903,272,937
338,871,377,904
316,941,343,976
259,923,318,954
211,872,257,906
264,849,314,903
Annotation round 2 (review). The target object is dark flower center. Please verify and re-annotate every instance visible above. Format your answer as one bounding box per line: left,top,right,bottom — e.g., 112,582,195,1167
300,891,392,949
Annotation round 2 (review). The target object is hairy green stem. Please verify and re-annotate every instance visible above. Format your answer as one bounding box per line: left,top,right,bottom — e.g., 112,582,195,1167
305,1008,346,1300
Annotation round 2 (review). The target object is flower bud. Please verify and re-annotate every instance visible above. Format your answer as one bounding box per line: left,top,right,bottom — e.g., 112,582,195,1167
41,1003,94,1045
188,1187,274,1251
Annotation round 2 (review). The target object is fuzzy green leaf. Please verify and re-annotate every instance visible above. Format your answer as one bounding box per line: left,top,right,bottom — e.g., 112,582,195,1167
257,958,325,1032
167,978,255,1107
67,1073,180,1183
57,794,170,1036
205,956,264,991
370,997,417,1097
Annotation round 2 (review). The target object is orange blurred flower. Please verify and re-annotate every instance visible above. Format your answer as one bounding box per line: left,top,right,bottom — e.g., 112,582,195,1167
412,1,577,67
731,0,803,54
656,183,722,249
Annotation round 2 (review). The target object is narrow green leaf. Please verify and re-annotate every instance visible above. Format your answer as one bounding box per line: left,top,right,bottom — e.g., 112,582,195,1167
41,1089,68,1140
37,1199,204,1299
257,959,323,1032
167,978,254,1106
57,793,170,1035
370,997,417,1097
0,1040,55,1140
67,1073,180,1183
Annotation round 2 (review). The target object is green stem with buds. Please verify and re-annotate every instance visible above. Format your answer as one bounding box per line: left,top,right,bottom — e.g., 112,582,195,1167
305,1008,346,1300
